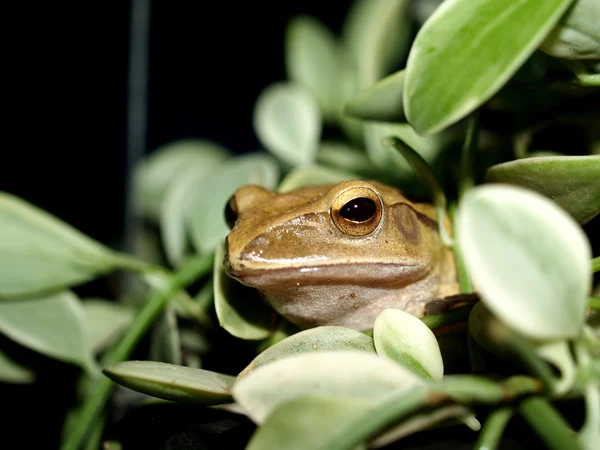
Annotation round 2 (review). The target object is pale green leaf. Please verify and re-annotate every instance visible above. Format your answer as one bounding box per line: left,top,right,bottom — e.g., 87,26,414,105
277,165,359,193
0,348,36,383
246,395,373,450
317,141,380,177
213,243,273,340
232,350,422,424
458,184,591,340
82,299,135,354
103,360,236,405
133,139,230,220
149,305,181,365
0,193,135,299
373,309,444,380
189,152,279,254
345,70,407,123
404,0,575,134
238,326,375,379
285,16,340,120
253,82,322,167
0,291,98,374
540,0,600,60
485,155,600,224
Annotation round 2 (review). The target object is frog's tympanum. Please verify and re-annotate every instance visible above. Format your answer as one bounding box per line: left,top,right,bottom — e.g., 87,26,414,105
224,180,459,331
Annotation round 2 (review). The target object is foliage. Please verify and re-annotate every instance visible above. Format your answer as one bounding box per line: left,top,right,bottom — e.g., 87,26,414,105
1,0,599,449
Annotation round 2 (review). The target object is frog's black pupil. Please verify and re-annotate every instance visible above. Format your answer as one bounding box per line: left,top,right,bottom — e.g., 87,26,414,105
224,197,238,230
340,197,377,222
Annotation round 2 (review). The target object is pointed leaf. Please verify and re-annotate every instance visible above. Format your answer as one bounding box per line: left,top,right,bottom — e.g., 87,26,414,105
457,184,591,340
232,351,422,423
213,243,273,340
0,193,135,299
277,165,358,193
0,349,36,383
0,291,98,373
345,70,407,123
239,326,375,379
82,299,135,354
540,0,600,60
133,139,230,220
285,16,340,120
253,82,322,167
404,0,575,134
247,395,373,450
103,360,236,405
484,155,600,224
189,152,279,253
373,309,444,380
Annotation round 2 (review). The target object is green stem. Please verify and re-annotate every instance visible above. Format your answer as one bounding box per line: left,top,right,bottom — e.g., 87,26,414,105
591,256,600,273
588,297,600,311
518,397,581,450
449,203,473,293
473,407,513,450
458,112,479,200
62,253,214,450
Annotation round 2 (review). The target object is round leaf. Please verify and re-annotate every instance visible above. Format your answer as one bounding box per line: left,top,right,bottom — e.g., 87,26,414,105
0,193,133,299
0,349,36,384
238,326,375,379
373,309,444,380
246,395,373,450
285,16,340,120
344,70,407,123
540,0,600,60
82,299,135,354
189,152,279,254
232,351,422,424
103,361,236,405
213,243,273,340
317,141,381,177
484,155,600,224
404,0,575,134
133,139,230,220
457,184,592,340
253,82,322,167
0,291,98,374
277,165,359,193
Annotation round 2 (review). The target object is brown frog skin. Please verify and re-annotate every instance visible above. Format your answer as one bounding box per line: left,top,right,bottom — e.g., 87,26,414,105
223,180,459,331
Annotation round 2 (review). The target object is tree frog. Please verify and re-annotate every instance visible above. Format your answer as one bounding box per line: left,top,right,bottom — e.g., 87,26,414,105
224,180,459,331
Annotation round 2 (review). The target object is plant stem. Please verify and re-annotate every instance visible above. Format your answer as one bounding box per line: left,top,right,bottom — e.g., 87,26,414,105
589,297,600,310
62,253,214,450
518,397,581,450
591,256,600,274
449,202,473,293
473,407,513,450
458,112,479,200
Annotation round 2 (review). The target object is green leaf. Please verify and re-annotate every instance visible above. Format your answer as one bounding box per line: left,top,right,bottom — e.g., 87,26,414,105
133,139,230,220
373,309,444,380
253,82,322,167
213,243,273,340
484,155,600,224
0,291,98,374
0,193,138,299
103,361,236,405
277,165,359,193
342,0,411,87
539,0,600,60
246,395,373,450
344,70,407,123
232,350,422,424
81,299,135,354
0,349,36,383
238,326,376,379
404,0,575,134
457,184,592,340
285,16,340,120
149,305,181,365
189,152,280,254
317,141,381,178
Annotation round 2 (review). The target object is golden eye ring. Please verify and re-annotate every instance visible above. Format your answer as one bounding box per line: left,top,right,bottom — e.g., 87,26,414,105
331,186,383,236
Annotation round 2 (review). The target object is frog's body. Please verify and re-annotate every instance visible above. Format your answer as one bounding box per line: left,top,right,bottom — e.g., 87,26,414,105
224,180,459,331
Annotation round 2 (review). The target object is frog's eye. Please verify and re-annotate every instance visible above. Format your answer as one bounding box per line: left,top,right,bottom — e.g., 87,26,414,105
224,195,239,230
331,187,382,236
